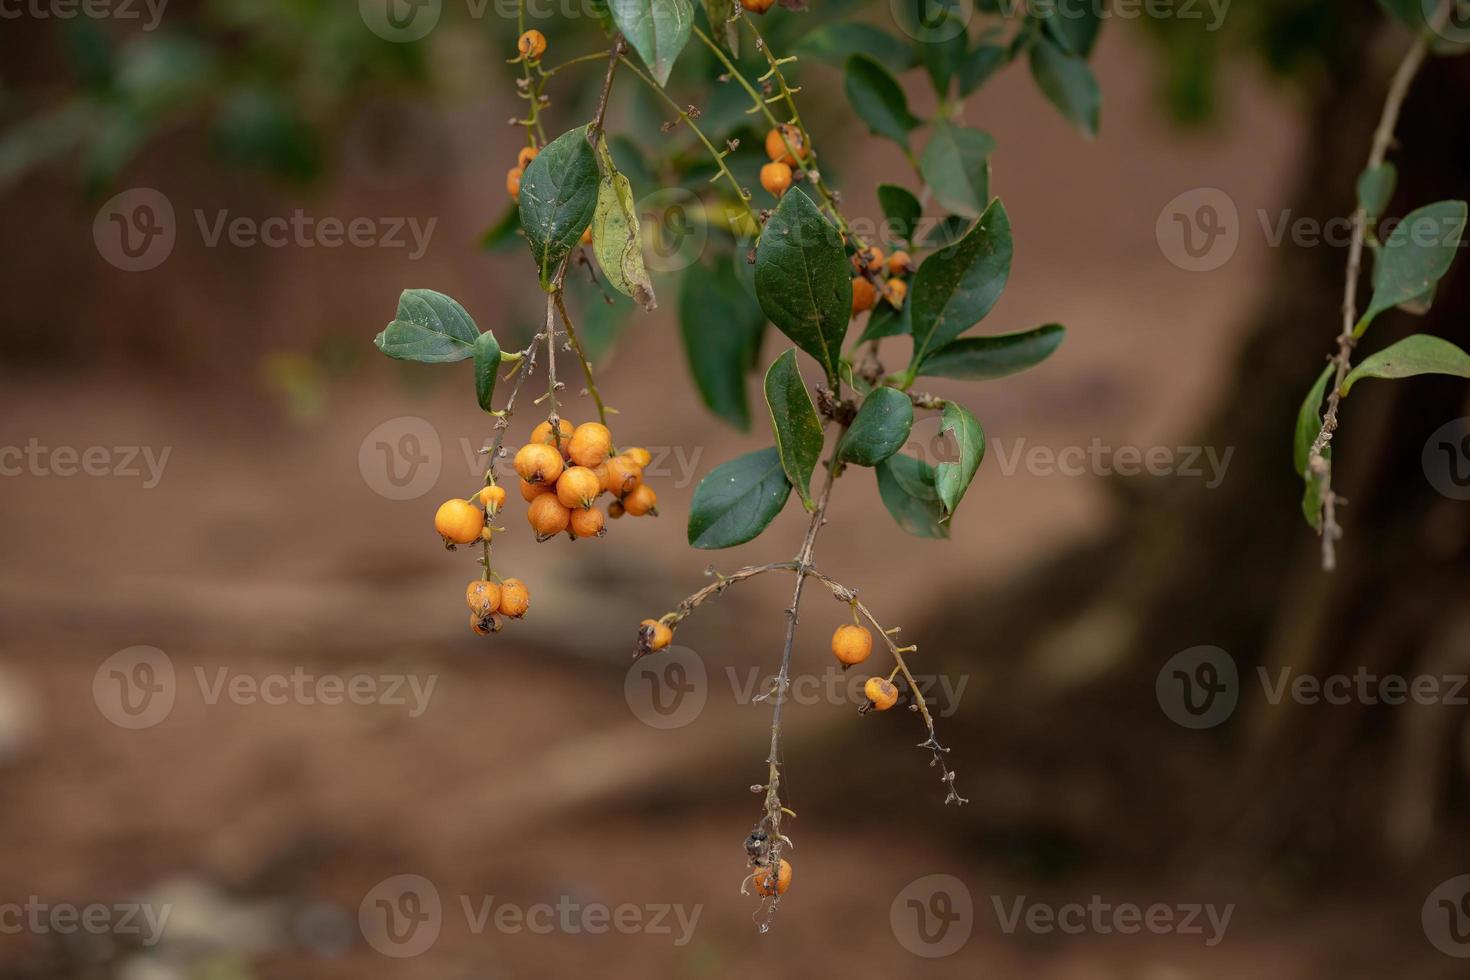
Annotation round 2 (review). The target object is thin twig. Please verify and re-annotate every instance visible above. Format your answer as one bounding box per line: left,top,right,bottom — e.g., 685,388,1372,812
587,36,624,145
554,291,611,426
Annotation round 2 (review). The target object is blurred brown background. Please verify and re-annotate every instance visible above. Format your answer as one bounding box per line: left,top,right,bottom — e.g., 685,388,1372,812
3,1,1470,977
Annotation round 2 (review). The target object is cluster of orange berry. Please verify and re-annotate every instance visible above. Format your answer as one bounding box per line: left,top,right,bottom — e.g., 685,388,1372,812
433,488,531,634
513,419,659,541
849,245,911,319
831,624,899,710
758,125,807,199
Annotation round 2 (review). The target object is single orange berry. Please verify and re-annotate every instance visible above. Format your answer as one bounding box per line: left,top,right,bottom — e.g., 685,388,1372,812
515,442,564,485
499,578,530,618
851,276,877,315
519,478,550,502
887,250,914,277
763,125,806,166
760,161,793,198
580,225,593,246
506,167,522,199
568,422,614,468
741,0,776,13
527,493,571,539
753,858,792,896
466,580,502,616
531,418,574,457
434,499,484,545
517,145,539,170
640,619,673,652
603,455,644,498
864,676,899,710
624,446,653,468
608,499,626,519
479,485,507,514
622,484,657,517
831,624,873,667
480,526,494,542
884,278,908,308
853,245,885,274
569,506,606,539
557,466,603,509
518,29,547,61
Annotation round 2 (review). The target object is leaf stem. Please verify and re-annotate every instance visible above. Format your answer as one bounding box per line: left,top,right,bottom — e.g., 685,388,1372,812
553,290,610,426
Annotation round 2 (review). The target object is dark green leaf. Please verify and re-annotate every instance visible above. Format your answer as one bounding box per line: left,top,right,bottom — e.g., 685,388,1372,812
519,126,599,288
858,299,911,343
473,330,501,412
877,183,922,246
1302,464,1328,531
610,0,694,87
701,0,738,55
763,348,825,508
679,255,765,429
935,401,984,518
1029,37,1101,138
1357,163,1397,225
919,323,1064,380
876,455,950,539
374,289,478,363
1040,0,1102,57
1361,200,1467,330
754,188,852,386
908,199,1013,371
922,214,973,249
688,447,792,549
919,121,996,219
838,387,914,467
843,54,921,149
920,17,969,97
1293,364,1334,477
958,43,1008,96
1339,334,1470,396
479,204,522,253
795,22,916,73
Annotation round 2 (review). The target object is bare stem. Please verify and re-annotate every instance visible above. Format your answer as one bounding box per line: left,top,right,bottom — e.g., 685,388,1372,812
554,291,611,426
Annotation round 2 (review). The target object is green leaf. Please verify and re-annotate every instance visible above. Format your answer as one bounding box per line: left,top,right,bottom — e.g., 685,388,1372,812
473,330,501,412
796,22,916,74
935,402,984,518
918,324,1064,380
958,43,1007,96
877,183,922,246
838,387,914,467
763,348,825,509
919,16,969,97
858,299,911,343
1339,334,1470,396
754,188,852,386
1302,463,1328,531
519,126,599,288
700,0,738,55
843,54,921,149
1029,36,1101,138
1293,364,1334,477
679,255,765,430
1360,200,1467,331
876,455,950,539
374,289,479,363
1357,163,1397,225
688,447,792,549
919,121,996,219
592,141,657,310
609,0,694,88
1040,0,1102,57
908,199,1013,371
479,204,522,253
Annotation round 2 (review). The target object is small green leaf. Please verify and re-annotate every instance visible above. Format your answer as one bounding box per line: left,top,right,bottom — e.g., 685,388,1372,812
843,54,921,149
700,0,738,55
1040,0,1102,58
1357,163,1397,224
1302,463,1328,531
479,204,522,253
1293,364,1334,477
858,299,911,343
592,141,657,310
1029,36,1101,138
754,188,852,386
919,121,996,219
935,402,984,519
918,324,1064,380
919,16,969,97
688,446,792,549
609,0,694,87
877,183,922,246
679,255,765,430
958,43,1007,96
473,330,501,412
1360,200,1467,330
374,289,479,363
764,348,826,509
908,199,1013,371
796,22,916,73
838,387,914,467
1339,334,1470,396
519,126,599,288
876,455,950,539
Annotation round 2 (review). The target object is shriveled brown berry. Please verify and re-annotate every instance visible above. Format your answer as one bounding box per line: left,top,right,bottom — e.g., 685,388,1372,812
608,499,626,519
851,276,877,315
515,442,564,485
531,418,574,457
569,506,606,538
864,676,899,710
466,580,502,616
622,484,657,516
470,610,501,635
640,619,673,652
568,422,614,468
831,624,873,667
499,578,530,618
753,858,791,896
556,466,602,509
603,455,643,498
527,493,571,539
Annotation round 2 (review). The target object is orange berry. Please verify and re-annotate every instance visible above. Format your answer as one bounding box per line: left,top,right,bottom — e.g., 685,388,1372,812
531,418,574,457
622,484,657,516
741,0,775,12
603,455,644,498
479,485,507,514
760,161,793,198
831,624,873,667
754,858,791,896
580,225,593,246
608,499,626,519
499,578,530,618
527,493,571,539
480,526,495,542
515,442,564,485
517,146,539,170
884,278,908,308
569,506,606,538
434,499,484,545
640,618,673,652
764,125,806,166
853,245,885,274
557,466,603,509
568,422,614,468
518,29,546,61
519,477,550,502
851,276,877,315
507,167,522,199
887,250,913,277
466,580,502,616
864,676,899,710
624,446,653,468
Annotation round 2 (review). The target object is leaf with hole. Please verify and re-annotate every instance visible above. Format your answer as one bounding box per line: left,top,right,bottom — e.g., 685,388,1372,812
934,401,984,518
